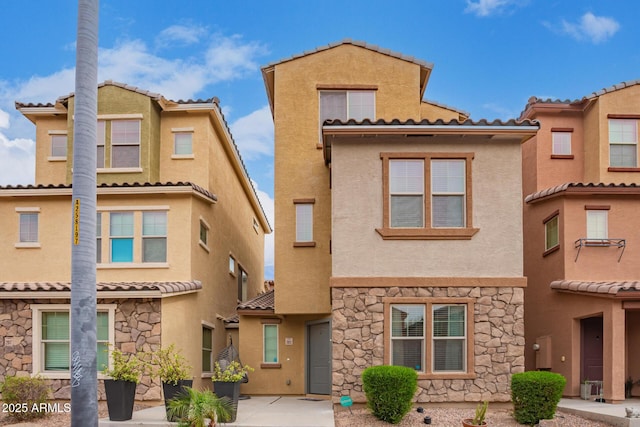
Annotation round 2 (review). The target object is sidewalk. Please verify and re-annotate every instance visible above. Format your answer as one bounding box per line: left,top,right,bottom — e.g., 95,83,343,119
558,398,640,427
98,396,335,427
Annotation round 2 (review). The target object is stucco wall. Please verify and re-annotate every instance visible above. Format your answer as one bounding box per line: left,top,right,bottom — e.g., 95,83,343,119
331,137,524,278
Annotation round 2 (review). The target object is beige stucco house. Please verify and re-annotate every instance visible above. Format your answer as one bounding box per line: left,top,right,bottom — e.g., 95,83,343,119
238,40,538,403
520,80,640,403
0,82,270,399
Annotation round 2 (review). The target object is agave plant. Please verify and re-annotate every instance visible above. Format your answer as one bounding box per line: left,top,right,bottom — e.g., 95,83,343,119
167,387,235,427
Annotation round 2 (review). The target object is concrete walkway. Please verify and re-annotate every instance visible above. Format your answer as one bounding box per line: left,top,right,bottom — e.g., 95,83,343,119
557,398,640,427
98,396,335,427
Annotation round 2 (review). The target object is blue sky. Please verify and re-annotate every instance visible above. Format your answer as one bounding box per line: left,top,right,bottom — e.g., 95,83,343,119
1,1,638,278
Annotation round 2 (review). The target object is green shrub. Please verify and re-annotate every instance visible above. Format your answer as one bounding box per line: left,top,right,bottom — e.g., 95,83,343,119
511,371,566,425
0,375,51,422
362,365,417,424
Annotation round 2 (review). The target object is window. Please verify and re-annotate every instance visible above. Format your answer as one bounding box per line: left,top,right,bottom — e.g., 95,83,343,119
586,210,608,240
295,202,314,244
96,212,102,263
229,256,236,275
32,304,114,377
386,299,472,378
609,119,637,167
142,211,167,262
390,160,424,227
202,326,213,372
111,120,140,168
391,305,424,371
19,212,39,243
110,212,134,262
174,132,193,155
320,91,375,123
238,266,248,302
263,324,278,364
50,134,67,158
544,212,559,252
379,153,477,240
552,131,572,156
97,120,105,168
199,218,209,251
432,305,466,372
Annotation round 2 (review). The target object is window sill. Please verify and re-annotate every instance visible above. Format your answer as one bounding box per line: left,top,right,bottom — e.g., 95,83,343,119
97,262,169,269
550,154,574,159
293,241,316,247
15,242,41,249
171,154,195,160
375,227,479,240
97,167,143,174
199,241,210,253
47,156,67,162
543,245,560,257
608,167,640,172
260,363,281,369
201,373,213,379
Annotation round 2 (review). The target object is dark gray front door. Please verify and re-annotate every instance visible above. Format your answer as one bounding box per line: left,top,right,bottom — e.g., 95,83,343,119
581,316,603,382
308,321,331,395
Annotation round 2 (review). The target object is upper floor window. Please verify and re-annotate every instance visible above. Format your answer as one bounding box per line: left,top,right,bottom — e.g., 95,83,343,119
552,131,572,156
543,211,559,254
199,218,210,252
142,211,167,262
19,212,39,243
320,90,375,123
50,133,67,159
238,266,248,302
97,120,106,168
378,153,477,240
173,131,193,156
586,210,608,240
202,325,213,373
609,119,637,167
110,212,134,262
294,201,314,246
112,120,140,168
103,210,167,265
96,212,102,263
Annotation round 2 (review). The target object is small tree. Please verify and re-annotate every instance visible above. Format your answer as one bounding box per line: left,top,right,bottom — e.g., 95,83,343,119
511,371,566,425
0,376,50,422
362,365,417,424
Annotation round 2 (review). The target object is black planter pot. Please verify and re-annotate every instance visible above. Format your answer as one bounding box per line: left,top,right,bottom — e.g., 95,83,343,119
213,381,240,422
104,379,137,421
162,379,193,422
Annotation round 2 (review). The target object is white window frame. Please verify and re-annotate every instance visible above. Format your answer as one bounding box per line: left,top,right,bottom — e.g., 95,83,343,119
586,210,608,240
97,120,106,168
31,304,116,379
609,119,638,167
142,211,167,263
171,127,195,158
263,324,279,364
229,255,236,276
48,131,68,160
15,207,40,248
199,217,210,252
552,131,572,155
111,119,141,168
295,203,314,243
390,304,425,373
389,159,425,228
431,159,466,228
319,90,376,122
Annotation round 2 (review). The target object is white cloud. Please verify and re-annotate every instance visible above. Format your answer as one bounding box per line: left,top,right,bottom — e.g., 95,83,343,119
464,0,516,17
229,105,274,160
559,12,620,44
155,24,208,48
0,30,268,186
252,180,274,273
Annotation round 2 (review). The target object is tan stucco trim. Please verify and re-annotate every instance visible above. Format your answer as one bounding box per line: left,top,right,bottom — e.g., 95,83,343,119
316,84,378,91
330,277,527,287
382,297,476,380
237,309,276,316
0,290,199,299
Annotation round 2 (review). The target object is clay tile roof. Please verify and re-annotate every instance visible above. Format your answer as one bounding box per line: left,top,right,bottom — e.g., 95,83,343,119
0,281,201,296
262,38,434,70
551,280,640,296
323,117,539,128
237,289,274,311
524,182,640,203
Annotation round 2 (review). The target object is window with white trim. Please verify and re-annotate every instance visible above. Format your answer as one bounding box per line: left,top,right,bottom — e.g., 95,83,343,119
431,160,466,228
229,255,236,275
199,218,209,251
391,304,425,371
97,120,106,168
111,120,141,167
50,134,67,158
32,304,115,377
174,132,193,155
295,203,313,243
586,210,608,240
432,304,466,372
110,212,134,262
263,324,278,364
96,212,102,263
19,212,39,243
609,119,638,167
320,91,375,123
390,160,424,227
142,211,167,262
552,131,572,155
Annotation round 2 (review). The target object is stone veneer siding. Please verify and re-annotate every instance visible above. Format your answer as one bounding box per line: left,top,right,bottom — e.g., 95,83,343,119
331,286,525,403
0,298,162,401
